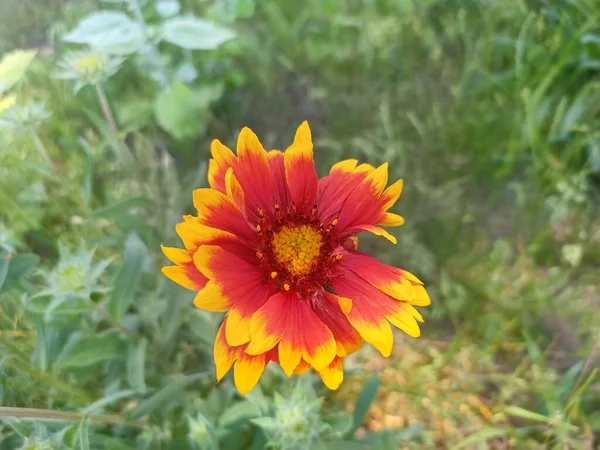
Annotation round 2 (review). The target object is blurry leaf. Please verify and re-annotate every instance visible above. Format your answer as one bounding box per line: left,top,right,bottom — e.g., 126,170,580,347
0,94,16,114
323,412,353,436
345,373,380,438
581,34,600,46
557,361,584,402
503,406,577,431
1,253,39,292
81,389,137,415
244,384,270,414
250,417,277,431
63,11,145,55
453,428,506,448
156,0,181,17
189,309,219,346
0,251,8,292
77,138,95,206
0,49,37,94
161,16,235,50
127,338,147,393
315,442,369,450
92,197,153,220
131,372,209,419
218,400,261,428
154,82,223,140
77,416,90,450
56,331,125,368
108,233,148,319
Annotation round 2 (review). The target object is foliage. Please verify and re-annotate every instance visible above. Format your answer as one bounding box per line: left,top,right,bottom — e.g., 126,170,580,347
0,0,599,449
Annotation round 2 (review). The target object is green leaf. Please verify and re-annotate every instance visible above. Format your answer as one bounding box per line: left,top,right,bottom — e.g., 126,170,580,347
63,11,145,55
127,338,147,393
55,331,125,369
315,442,370,450
250,417,278,431
0,49,37,94
161,16,235,50
78,416,90,450
1,253,39,292
0,251,8,292
154,82,223,141
323,412,353,437
130,372,210,419
81,389,137,415
108,233,148,319
218,400,261,428
345,374,380,438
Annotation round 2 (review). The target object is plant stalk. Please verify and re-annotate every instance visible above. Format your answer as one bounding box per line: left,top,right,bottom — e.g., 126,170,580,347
94,83,133,162
0,407,128,425
30,128,53,167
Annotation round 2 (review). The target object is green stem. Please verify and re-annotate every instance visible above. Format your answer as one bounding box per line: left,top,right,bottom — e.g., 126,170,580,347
30,128,53,167
0,407,129,425
94,83,133,162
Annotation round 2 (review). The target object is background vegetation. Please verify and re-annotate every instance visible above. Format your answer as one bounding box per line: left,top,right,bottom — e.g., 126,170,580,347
1,0,599,448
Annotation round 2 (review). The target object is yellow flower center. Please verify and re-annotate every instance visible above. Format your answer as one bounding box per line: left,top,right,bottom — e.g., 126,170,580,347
76,55,103,72
271,224,323,276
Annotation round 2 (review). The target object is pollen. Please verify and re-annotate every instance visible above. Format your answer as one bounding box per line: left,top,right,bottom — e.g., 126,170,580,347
271,224,323,276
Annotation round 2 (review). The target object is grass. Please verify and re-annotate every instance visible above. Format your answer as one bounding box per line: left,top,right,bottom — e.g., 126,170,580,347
0,0,599,448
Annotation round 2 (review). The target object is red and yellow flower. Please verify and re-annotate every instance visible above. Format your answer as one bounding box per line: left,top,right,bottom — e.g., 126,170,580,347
162,122,430,394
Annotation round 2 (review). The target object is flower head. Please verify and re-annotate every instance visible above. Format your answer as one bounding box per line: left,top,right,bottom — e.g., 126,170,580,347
52,49,124,93
162,122,431,394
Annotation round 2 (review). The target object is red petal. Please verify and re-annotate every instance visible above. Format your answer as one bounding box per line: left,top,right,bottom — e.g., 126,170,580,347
194,244,272,345
247,291,336,376
284,122,318,214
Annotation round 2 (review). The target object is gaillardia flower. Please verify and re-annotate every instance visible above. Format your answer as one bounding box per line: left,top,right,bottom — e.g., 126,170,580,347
162,122,430,394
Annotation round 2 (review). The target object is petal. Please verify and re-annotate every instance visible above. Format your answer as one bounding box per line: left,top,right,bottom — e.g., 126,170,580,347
208,139,236,192
194,244,271,345
319,161,404,237
340,251,428,306
330,159,358,173
284,122,318,214
214,318,238,381
317,165,370,225
268,150,292,211
193,280,230,312
162,264,208,291
381,179,403,211
248,291,336,376
192,189,256,242
378,212,405,227
234,351,268,395
175,220,238,252
317,357,344,390
225,167,246,212
318,292,362,357
294,359,312,375
412,284,432,307
331,276,398,357
350,225,397,244
386,306,421,337
161,245,191,265
226,307,252,347
235,127,274,216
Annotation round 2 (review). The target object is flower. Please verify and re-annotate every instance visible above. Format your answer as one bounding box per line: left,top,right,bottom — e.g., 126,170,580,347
52,49,124,93
162,122,430,394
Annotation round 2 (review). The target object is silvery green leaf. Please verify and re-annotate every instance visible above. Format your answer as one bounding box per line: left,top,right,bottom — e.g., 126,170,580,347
0,49,37,94
160,15,235,50
63,11,146,55
250,417,278,431
156,0,180,17
175,61,198,83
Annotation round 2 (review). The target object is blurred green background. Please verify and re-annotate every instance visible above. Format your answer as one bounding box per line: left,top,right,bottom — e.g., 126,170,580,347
1,0,599,448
